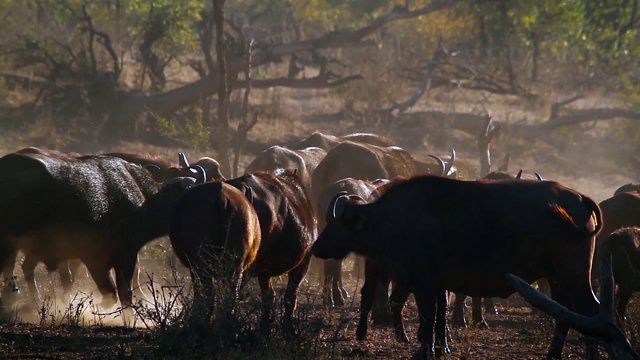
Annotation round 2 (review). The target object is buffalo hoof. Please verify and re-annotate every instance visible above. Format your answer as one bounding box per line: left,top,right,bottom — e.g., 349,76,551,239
356,326,367,341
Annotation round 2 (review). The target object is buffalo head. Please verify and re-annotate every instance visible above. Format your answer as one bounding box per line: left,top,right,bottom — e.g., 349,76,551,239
313,191,369,260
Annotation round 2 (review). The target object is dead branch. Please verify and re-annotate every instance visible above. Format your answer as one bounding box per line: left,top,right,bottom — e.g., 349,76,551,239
248,0,458,71
506,252,639,360
389,40,447,115
476,113,501,177
550,95,585,118
399,108,640,149
231,40,256,178
214,0,232,177
235,73,363,89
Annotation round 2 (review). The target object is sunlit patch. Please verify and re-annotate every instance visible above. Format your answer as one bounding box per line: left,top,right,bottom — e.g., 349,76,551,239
549,203,577,227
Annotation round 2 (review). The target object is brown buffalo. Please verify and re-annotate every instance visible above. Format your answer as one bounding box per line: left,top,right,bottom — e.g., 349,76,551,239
170,181,260,322
595,192,640,278
244,145,326,193
219,169,316,334
293,132,396,151
313,175,602,359
598,227,640,321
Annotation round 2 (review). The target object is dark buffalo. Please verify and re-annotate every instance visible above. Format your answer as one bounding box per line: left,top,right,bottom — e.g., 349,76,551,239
313,175,602,359
12,149,215,303
106,151,224,181
483,169,543,181
598,192,640,255
293,132,396,151
599,227,640,321
206,169,315,334
245,145,326,193
452,169,544,327
170,181,260,322
311,142,446,305
0,150,203,318
614,183,640,196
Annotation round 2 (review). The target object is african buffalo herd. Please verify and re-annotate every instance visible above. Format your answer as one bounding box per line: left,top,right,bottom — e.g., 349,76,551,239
1,131,640,359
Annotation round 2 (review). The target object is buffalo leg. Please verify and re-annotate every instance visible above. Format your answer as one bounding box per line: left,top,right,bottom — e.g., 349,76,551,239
21,254,42,302
85,263,118,309
258,275,275,335
57,260,75,302
190,266,215,324
389,283,411,343
615,286,633,323
323,259,344,307
547,281,598,360
435,290,451,355
371,263,393,327
356,258,382,340
115,257,139,326
451,293,467,327
1,247,20,307
471,297,489,328
412,288,437,359
283,254,311,335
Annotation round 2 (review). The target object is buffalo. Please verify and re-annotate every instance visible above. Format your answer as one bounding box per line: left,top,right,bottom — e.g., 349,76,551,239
597,192,640,263
244,145,326,193
614,183,640,196
0,149,204,319
172,169,316,334
315,178,389,309
293,132,396,151
313,175,602,359
11,149,216,304
170,181,260,323
599,227,640,321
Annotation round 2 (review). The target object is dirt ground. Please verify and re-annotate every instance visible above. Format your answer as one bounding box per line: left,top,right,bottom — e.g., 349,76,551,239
0,86,636,359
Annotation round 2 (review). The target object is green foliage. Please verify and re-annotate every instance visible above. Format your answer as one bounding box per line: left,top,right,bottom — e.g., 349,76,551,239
127,0,204,57
153,111,213,152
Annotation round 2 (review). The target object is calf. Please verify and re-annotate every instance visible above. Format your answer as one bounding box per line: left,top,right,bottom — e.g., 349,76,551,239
313,175,602,359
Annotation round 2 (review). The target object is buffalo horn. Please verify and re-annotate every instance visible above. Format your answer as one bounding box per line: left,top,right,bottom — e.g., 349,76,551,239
516,169,523,179
444,148,456,176
245,186,254,204
178,152,190,168
427,154,446,176
143,164,161,171
188,165,207,184
326,191,348,224
535,173,544,181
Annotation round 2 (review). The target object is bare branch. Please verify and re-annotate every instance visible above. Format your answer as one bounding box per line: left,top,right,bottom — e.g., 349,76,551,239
506,252,640,360
235,74,363,89
550,94,585,118
389,40,446,115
